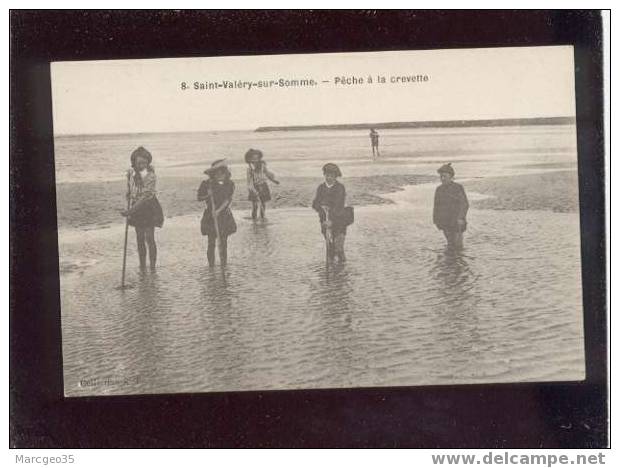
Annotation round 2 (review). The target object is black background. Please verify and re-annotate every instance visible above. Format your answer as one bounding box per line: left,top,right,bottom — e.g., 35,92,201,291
10,10,607,448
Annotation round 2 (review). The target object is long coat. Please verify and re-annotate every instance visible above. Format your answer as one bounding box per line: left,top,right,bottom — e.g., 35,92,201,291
312,181,347,235
433,181,469,231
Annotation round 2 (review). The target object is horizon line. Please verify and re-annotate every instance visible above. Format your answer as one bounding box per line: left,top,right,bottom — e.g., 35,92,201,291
55,115,577,138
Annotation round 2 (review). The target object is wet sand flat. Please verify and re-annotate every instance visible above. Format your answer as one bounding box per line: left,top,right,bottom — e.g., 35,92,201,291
56,170,578,231
56,174,435,230
464,170,579,213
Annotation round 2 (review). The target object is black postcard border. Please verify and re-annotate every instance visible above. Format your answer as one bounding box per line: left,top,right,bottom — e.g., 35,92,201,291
9,10,608,448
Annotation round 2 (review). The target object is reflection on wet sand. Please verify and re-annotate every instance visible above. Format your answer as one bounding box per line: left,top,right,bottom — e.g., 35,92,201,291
313,262,355,314
197,267,250,389
429,249,478,307
126,272,182,391
308,262,361,386
428,250,483,382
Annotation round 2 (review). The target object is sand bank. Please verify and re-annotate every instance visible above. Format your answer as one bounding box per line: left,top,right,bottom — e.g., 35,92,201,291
56,174,435,230
464,170,578,213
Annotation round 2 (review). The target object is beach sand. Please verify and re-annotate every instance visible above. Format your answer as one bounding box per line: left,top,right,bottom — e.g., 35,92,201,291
56,174,435,230
464,170,579,213
56,170,579,231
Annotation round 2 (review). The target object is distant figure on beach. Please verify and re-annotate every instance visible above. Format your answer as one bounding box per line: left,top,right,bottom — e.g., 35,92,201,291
312,163,352,263
121,146,164,271
369,128,380,158
433,163,469,251
197,159,237,267
245,148,280,221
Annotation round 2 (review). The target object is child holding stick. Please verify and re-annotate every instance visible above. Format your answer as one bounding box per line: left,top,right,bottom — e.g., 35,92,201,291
121,146,164,271
197,159,237,266
312,163,349,263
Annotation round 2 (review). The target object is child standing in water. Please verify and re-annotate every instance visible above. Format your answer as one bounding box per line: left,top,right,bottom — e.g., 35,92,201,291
369,128,380,158
312,163,349,263
433,163,469,251
245,148,279,220
121,146,164,271
197,159,237,266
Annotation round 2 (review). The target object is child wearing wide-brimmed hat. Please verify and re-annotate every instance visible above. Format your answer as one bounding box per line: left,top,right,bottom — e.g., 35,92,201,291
245,148,279,220
312,163,352,263
433,163,469,251
121,146,164,271
197,159,237,266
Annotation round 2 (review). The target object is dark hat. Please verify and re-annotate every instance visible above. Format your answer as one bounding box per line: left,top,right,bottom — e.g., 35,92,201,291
204,158,229,175
437,163,455,176
244,148,264,163
322,163,342,177
130,146,152,167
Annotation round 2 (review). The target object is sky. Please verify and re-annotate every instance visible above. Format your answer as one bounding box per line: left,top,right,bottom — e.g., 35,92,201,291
51,46,576,135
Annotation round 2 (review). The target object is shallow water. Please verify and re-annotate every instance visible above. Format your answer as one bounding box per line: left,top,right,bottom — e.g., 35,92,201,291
60,188,584,396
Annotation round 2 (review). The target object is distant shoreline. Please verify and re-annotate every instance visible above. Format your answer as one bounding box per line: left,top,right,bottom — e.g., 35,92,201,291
255,116,576,133
54,117,576,138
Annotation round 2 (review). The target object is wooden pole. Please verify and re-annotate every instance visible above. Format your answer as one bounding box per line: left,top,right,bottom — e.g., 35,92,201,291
121,169,131,288
208,187,222,262
323,206,332,267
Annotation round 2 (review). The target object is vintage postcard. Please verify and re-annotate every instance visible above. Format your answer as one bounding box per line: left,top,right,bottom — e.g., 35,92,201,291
51,46,584,397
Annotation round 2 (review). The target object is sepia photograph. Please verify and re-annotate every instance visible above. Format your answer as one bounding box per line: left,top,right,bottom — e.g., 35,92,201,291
51,46,585,397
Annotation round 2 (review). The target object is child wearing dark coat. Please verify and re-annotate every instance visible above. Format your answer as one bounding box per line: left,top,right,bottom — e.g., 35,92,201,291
433,163,469,250
197,159,237,266
312,163,348,263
